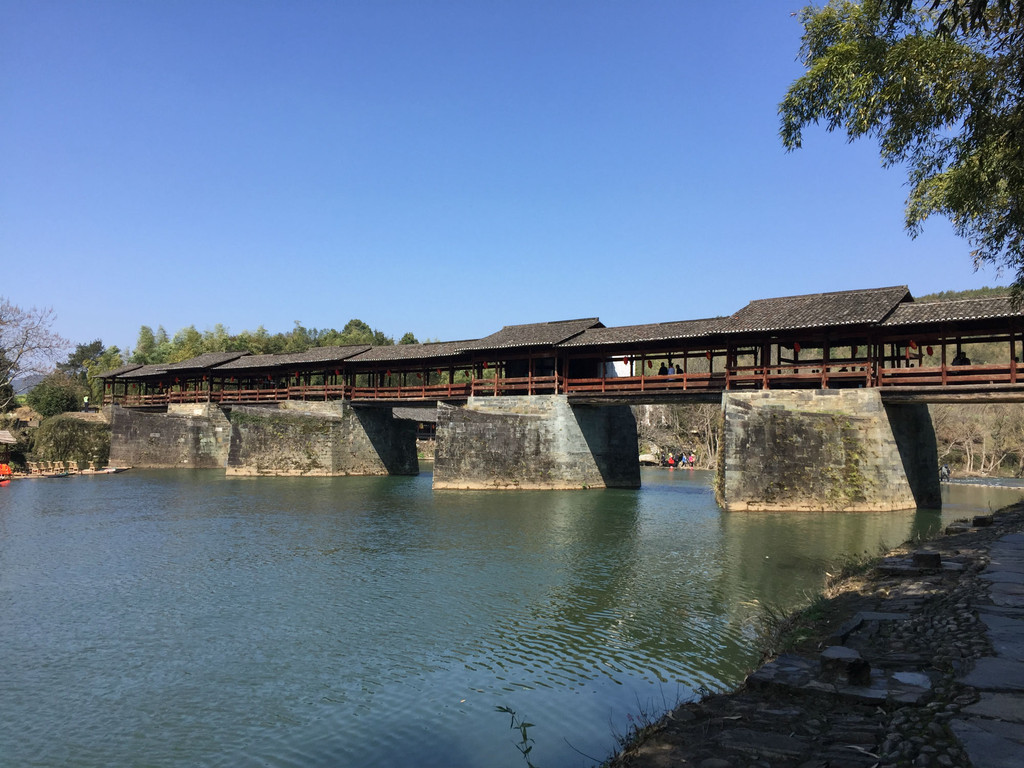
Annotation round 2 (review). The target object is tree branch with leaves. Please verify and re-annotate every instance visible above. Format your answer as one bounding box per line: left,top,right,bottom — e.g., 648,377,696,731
781,0,1024,302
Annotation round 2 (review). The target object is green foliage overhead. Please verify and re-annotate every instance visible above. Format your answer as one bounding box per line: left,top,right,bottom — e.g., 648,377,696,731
26,372,85,418
781,0,1024,302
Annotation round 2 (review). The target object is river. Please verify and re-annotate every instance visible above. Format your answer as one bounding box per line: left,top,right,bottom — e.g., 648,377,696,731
1,468,1020,768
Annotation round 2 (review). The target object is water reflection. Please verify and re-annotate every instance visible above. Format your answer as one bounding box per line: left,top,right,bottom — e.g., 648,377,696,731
0,468,1019,768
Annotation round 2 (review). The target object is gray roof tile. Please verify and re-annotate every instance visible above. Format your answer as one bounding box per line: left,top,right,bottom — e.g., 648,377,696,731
559,317,727,348
881,296,1023,326
348,340,476,364
214,345,370,371
465,318,602,351
725,286,912,333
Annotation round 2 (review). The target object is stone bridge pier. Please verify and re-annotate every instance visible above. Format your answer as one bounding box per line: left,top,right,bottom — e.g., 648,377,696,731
717,390,940,512
109,401,418,476
433,395,640,490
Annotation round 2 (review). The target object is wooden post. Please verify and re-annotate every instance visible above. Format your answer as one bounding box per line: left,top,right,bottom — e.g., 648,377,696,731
1011,333,1018,384
941,337,948,386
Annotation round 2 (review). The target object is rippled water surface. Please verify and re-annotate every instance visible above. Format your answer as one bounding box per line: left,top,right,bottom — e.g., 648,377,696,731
1,468,1019,768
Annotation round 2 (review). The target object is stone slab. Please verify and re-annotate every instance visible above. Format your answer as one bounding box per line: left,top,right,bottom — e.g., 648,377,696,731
951,717,1024,768
960,658,1024,691
979,613,1024,636
962,693,1024,723
991,592,1024,609
717,728,809,759
981,570,1024,585
892,671,932,689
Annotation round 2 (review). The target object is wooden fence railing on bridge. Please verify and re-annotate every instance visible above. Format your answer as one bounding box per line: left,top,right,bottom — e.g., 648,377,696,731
105,360,1024,408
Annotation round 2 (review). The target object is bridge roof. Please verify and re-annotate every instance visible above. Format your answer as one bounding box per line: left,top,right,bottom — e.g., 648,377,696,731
881,296,1024,328
725,285,912,334
96,363,145,379
111,363,170,379
348,339,476,363
213,344,371,371
559,317,728,348
465,318,603,351
160,351,250,373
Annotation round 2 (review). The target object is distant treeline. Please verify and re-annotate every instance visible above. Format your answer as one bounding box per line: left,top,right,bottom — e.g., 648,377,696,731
129,319,420,366
917,285,1011,302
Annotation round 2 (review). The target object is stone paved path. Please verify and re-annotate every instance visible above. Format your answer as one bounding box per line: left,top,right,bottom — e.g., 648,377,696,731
951,531,1024,768
608,505,1024,768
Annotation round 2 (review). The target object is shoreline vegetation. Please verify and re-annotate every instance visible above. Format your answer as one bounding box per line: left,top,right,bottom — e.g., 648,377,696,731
603,501,1024,768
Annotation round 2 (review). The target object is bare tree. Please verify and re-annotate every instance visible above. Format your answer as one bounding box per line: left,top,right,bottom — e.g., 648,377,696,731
0,298,69,411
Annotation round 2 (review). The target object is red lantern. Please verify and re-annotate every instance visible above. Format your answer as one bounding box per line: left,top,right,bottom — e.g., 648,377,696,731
483,361,489,369
646,360,652,368
437,368,442,376
622,356,629,366
793,342,801,353
334,369,340,376
386,369,391,377
909,340,918,350
926,346,934,356
705,351,711,361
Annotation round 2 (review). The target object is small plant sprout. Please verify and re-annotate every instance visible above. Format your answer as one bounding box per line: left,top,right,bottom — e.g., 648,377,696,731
495,705,539,768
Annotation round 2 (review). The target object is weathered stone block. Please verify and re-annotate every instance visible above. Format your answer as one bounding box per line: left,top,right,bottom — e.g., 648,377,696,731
109,403,232,468
717,390,940,512
433,395,640,490
226,402,417,476
912,550,942,569
820,646,872,686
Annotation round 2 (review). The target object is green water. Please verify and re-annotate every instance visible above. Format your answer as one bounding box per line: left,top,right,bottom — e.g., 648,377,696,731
0,468,1019,768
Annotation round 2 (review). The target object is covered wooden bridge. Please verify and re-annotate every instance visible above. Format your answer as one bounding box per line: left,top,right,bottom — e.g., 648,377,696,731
101,286,1024,407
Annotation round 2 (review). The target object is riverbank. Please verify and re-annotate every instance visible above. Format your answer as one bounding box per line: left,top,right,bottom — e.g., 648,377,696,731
608,502,1024,768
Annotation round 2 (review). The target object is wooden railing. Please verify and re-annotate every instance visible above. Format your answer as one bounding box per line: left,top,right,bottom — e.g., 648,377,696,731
877,362,1019,388
348,381,473,401
564,372,723,394
106,360,1024,407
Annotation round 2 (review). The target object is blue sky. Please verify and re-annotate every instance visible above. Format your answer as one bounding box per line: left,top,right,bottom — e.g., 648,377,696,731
1,0,1006,354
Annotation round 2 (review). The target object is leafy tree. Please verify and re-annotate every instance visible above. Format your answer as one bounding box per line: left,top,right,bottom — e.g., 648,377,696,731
132,326,157,364
781,0,1024,301
340,319,375,345
202,323,231,353
26,372,84,418
33,414,110,466
168,326,204,362
57,340,104,384
0,297,69,411
399,332,419,345
284,321,314,353
83,345,125,405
